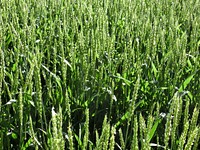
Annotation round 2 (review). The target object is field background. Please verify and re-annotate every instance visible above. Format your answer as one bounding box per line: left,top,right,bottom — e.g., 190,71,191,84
0,0,200,149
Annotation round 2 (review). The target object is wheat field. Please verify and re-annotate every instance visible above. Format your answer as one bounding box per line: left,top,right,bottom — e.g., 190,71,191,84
0,0,200,149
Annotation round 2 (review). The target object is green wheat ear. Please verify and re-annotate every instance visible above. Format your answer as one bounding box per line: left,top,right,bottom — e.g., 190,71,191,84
178,121,189,150
96,115,111,150
184,106,200,150
68,122,74,150
184,126,199,150
192,128,200,150
83,108,89,150
178,100,190,150
139,113,148,150
29,115,40,149
131,115,139,150
0,50,3,150
18,88,23,148
171,93,182,149
49,106,65,150
119,128,125,150
188,106,199,136
51,107,58,149
109,126,116,150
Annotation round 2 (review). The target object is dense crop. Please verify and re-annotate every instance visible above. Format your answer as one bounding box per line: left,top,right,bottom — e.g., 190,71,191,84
0,0,200,149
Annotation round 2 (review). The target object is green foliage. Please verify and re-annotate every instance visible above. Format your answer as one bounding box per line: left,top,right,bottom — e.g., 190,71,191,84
0,0,200,149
